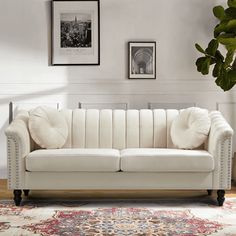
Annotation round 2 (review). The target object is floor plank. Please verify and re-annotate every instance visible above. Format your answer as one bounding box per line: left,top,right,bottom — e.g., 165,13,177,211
1,179,236,200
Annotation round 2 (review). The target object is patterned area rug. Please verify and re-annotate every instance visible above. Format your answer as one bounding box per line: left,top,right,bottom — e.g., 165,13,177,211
0,198,236,236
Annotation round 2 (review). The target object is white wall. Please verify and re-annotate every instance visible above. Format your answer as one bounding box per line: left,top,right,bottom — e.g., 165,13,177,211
1,0,235,179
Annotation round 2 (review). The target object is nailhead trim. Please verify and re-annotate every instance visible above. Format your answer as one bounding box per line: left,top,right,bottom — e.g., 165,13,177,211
7,138,11,188
227,138,232,189
219,137,232,189
7,136,21,189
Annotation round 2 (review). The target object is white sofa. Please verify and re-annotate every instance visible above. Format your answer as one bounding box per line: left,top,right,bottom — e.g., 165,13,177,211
5,108,234,206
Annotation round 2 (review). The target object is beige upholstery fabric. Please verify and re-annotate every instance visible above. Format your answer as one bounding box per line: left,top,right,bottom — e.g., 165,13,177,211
126,110,139,148
71,109,86,148
153,109,167,148
61,109,73,148
86,110,100,148
26,149,120,172
140,109,154,148
121,148,214,172
171,107,211,149
100,110,113,148
5,108,234,191
29,107,68,149
113,110,126,149
25,172,213,190
166,110,179,148
208,111,234,189
63,109,176,149
5,114,31,189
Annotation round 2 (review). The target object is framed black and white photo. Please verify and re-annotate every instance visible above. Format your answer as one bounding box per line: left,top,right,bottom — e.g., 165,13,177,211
128,42,156,79
52,0,100,65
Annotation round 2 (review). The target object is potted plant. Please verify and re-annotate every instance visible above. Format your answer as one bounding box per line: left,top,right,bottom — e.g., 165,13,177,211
195,0,236,182
195,0,236,91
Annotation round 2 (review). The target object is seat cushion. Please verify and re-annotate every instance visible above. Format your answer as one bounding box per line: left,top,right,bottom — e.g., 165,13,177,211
26,149,120,172
121,148,214,172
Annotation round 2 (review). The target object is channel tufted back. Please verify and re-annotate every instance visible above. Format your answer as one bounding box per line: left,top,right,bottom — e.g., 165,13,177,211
60,109,181,149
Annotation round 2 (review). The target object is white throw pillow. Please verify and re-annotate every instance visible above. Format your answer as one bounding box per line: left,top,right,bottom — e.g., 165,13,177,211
170,107,211,149
28,106,68,149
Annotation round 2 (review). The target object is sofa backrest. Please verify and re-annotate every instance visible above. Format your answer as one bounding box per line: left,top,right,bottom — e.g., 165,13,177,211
60,109,181,149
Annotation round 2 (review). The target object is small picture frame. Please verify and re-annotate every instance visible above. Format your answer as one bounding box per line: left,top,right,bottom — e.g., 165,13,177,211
52,0,100,65
128,41,156,79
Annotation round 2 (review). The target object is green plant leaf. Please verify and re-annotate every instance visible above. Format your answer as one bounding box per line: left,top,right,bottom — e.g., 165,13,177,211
210,58,217,65
226,45,236,51
215,74,224,86
226,19,236,32
215,68,227,88
196,57,206,72
201,57,211,75
223,70,236,91
195,43,206,54
213,62,223,77
196,57,211,75
225,49,235,67
218,37,236,45
225,7,236,18
228,69,236,81
213,6,226,20
214,22,228,37
223,80,235,91
215,50,225,62
206,39,219,56
218,34,236,45
228,0,236,8
217,33,235,38
216,69,236,91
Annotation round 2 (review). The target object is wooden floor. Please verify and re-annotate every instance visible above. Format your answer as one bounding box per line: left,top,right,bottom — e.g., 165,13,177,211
1,179,236,200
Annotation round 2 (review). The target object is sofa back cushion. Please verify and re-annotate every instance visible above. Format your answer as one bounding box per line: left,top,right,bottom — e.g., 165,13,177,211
60,109,181,149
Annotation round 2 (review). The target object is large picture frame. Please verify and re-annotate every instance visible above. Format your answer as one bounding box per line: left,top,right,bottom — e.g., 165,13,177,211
52,0,100,65
128,41,156,79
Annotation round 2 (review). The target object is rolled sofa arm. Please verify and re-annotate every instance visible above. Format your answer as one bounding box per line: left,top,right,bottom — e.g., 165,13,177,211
5,111,31,189
208,111,234,190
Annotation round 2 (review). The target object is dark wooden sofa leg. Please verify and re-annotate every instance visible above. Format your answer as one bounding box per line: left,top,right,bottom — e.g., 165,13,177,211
13,190,22,206
207,190,212,196
217,190,225,206
23,190,30,197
